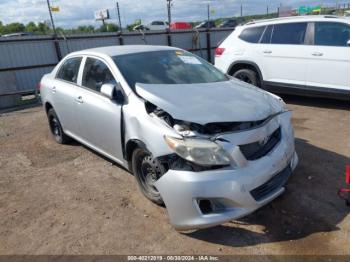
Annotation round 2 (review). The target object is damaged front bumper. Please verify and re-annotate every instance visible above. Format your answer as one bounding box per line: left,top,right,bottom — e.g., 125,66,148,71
154,111,298,231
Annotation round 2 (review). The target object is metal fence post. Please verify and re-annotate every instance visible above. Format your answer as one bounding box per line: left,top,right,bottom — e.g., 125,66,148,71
166,29,172,46
118,31,124,45
206,29,212,63
53,35,62,61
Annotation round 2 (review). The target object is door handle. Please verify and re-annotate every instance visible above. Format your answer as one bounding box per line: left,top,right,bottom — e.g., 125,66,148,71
312,52,323,57
51,86,56,93
263,50,272,54
75,96,83,104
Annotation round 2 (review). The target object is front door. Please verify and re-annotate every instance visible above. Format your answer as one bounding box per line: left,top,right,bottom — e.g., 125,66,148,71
75,57,124,163
306,22,350,91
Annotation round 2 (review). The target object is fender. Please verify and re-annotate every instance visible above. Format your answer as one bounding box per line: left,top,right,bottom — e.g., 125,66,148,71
228,60,265,88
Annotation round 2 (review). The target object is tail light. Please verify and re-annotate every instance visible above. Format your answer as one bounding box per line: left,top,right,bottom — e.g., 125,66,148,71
215,47,225,57
346,165,350,184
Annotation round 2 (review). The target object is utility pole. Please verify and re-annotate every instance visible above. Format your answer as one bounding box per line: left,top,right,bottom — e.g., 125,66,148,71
166,0,172,29
207,4,210,27
240,0,243,17
116,2,122,32
46,0,57,36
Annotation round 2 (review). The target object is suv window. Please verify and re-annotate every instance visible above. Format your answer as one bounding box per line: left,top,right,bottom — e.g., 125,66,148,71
315,22,350,47
271,22,307,45
239,26,266,43
56,57,82,83
82,58,116,92
260,25,273,44
151,21,164,25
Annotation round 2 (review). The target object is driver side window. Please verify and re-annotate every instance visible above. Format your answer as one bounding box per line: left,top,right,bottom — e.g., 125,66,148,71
82,57,116,92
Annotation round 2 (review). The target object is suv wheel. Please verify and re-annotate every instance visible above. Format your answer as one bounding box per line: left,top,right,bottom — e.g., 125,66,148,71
132,148,165,205
47,108,71,144
233,68,259,87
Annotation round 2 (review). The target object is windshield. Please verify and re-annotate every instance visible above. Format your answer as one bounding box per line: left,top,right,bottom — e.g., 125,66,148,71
113,50,228,89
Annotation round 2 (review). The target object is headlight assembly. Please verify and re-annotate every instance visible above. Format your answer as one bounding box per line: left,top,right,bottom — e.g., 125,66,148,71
164,136,232,166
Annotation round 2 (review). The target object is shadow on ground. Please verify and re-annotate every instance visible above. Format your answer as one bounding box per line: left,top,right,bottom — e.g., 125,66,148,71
281,95,350,110
185,138,350,247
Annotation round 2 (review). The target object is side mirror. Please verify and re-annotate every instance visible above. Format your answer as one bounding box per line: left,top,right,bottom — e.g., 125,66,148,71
347,40,350,47
100,83,125,104
100,83,115,99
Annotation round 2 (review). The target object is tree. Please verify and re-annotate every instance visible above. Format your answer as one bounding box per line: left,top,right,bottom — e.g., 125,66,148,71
3,22,25,34
37,22,50,34
0,21,3,35
26,22,38,33
77,25,95,33
98,23,119,32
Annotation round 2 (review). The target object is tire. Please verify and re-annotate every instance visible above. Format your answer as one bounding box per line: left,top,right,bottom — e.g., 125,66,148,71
131,148,165,205
47,108,71,144
233,68,260,87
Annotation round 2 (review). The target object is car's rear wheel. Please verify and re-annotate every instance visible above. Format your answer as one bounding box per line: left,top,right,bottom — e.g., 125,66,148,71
132,148,165,205
233,68,259,87
47,108,71,144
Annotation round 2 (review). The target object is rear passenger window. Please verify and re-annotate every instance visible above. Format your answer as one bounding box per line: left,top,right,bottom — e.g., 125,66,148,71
260,25,273,44
82,58,116,92
56,57,82,83
271,22,307,45
239,26,266,43
315,22,350,47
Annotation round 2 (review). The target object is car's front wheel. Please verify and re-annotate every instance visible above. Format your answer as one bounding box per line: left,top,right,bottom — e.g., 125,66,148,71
233,68,259,87
47,108,71,144
132,148,165,205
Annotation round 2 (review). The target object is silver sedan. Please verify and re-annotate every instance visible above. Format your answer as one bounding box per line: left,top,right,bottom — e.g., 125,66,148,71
40,45,298,230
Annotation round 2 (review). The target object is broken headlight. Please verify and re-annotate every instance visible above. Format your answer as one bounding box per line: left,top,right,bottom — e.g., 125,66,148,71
164,136,232,166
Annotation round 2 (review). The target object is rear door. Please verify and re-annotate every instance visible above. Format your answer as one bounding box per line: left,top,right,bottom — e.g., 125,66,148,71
306,21,350,91
256,22,309,87
74,56,124,162
52,56,82,136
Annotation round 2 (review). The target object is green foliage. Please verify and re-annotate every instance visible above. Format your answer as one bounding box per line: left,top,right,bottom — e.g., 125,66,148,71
97,23,119,33
26,22,38,33
1,22,25,34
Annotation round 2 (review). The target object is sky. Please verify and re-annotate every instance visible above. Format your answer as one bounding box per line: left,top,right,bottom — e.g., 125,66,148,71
0,0,340,28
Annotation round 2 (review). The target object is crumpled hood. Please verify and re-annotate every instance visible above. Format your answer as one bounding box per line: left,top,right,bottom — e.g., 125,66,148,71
136,79,283,125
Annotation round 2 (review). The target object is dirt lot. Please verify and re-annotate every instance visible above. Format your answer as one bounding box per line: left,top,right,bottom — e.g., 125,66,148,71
0,96,349,255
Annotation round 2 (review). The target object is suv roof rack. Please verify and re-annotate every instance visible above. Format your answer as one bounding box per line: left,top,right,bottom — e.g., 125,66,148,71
245,15,341,25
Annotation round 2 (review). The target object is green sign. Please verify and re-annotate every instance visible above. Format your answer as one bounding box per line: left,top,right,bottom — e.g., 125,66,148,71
298,5,321,15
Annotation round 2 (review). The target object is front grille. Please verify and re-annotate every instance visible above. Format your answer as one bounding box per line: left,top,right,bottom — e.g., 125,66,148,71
250,165,292,201
240,127,281,161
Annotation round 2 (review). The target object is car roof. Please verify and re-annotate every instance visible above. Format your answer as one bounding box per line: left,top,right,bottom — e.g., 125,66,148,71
243,15,349,27
71,45,181,57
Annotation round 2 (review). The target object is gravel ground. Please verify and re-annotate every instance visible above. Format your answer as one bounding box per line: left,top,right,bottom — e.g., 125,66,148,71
0,96,349,255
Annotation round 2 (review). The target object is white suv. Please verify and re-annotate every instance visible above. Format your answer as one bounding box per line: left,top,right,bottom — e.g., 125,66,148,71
215,16,350,100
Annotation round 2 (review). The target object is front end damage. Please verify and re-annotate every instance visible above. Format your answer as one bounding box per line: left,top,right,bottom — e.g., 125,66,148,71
123,82,298,230
145,103,298,230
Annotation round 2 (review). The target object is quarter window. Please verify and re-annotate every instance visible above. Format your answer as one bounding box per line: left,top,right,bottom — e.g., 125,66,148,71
56,57,82,83
271,22,307,45
239,26,266,43
82,58,116,92
315,22,350,47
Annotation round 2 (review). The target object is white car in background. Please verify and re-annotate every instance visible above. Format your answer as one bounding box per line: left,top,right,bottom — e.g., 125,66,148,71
215,15,350,100
148,21,169,31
